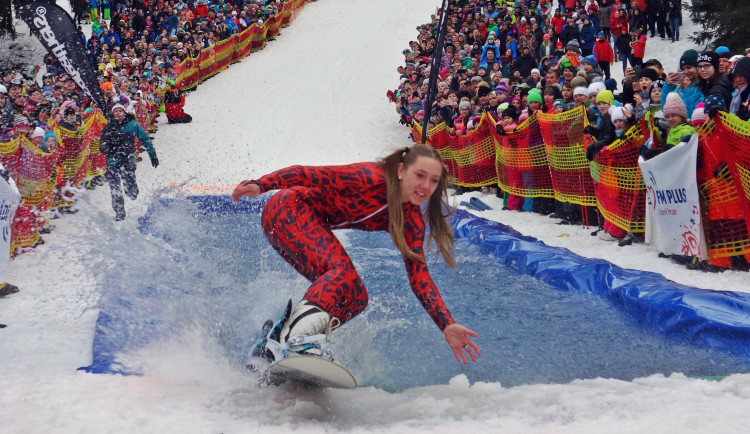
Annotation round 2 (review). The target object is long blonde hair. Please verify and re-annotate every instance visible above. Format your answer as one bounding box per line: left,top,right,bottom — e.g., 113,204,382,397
378,144,456,268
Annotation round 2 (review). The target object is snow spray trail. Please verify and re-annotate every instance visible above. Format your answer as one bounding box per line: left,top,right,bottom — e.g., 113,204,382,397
81,193,750,391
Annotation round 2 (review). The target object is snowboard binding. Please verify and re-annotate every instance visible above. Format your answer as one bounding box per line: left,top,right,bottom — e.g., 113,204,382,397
246,299,336,374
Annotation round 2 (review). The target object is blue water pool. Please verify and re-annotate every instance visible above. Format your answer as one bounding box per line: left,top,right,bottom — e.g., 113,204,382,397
82,195,750,390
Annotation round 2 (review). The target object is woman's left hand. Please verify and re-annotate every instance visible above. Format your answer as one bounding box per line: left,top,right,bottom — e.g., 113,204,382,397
443,323,481,364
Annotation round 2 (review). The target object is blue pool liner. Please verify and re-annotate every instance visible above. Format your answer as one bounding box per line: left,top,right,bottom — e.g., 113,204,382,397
80,195,750,374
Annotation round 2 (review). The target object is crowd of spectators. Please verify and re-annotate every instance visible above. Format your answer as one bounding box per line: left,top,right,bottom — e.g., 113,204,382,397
389,0,750,271
1,0,285,143
0,0,292,244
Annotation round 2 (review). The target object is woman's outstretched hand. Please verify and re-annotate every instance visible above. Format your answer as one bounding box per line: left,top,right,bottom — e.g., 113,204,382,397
443,323,481,364
231,180,261,202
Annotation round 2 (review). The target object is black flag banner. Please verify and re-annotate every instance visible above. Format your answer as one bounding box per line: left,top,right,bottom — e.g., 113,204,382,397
17,1,108,111
421,0,451,144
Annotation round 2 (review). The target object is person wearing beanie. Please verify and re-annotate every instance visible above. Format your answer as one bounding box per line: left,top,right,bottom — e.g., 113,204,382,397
579,16,596,56
587,81,607,100
30,126,45,147
581,55,604,83
583,89,628,241
716,46,732,73
729,57,750,121
40,130,58,153
691,102,707,128
553,98,566,113
453,100,473,136
663,92,697,148
697,51,734,119
609,105,635,137
495,81,509,100
564,39,582,69
593,30,614,79
660,49,704,119
99,102,159,221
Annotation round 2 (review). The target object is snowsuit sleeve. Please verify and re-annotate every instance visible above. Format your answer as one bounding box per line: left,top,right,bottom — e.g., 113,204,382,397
403,206,455,331
253,163,377,194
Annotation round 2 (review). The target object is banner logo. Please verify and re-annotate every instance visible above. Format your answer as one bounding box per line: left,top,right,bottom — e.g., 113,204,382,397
29,6,93,99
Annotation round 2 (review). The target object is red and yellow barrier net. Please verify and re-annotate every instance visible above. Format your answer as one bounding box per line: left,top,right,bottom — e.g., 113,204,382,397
413,106,750,264
590,120,649,234
697,112,750,266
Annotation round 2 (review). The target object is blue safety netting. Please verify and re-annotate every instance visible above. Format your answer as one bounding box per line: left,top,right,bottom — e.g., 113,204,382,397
80,195,750,375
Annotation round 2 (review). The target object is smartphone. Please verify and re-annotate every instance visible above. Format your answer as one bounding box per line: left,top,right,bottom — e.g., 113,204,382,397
677,72,685,82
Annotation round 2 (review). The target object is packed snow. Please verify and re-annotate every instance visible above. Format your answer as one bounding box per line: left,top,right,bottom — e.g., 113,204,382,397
2,0,749,433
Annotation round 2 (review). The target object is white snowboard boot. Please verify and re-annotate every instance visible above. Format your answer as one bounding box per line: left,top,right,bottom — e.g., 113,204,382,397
280,300,334,356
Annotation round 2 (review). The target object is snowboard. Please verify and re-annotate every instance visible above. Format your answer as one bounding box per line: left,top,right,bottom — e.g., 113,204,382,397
266,355,357,389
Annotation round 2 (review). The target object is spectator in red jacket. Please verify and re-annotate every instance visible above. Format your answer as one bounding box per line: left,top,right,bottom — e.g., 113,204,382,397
593,31,615,79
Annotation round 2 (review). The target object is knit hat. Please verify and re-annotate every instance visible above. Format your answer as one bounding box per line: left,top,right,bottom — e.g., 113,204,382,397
458,100,472,111
566,39,581,53
716,46,731,58
609,106,627,124
596,90,614,105
553,98,565,108
570,75,588,88
478,86,491,97
679,49,700,70
588,81,606,96
730,56,750,82
495,81,509,95
697,51,720,70
691,102,707,127
501,105,518,121
574,86,589,97
556,41,563,48
111,103,127,113
663,92,688,119
650,80,665,97
638,67,659,82
582,55,597,66
604,78,618,91
31,127,45,139
531,68,540,76
527,89,543,104
597,31,605,38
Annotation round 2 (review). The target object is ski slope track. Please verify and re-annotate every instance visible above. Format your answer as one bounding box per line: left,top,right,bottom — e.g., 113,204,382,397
2,1,750,433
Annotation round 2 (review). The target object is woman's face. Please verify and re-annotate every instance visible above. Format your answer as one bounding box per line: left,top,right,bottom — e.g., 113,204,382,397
398,156,443,206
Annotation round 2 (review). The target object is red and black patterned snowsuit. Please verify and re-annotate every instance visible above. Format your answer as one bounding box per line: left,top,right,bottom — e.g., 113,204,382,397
252,162,455,331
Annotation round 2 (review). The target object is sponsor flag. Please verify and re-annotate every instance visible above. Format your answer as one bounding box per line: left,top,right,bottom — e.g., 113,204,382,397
421,0,450,144
639,135,707,259
17,1,108,111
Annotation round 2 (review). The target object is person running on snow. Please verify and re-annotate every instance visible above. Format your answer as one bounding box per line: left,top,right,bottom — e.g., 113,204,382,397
232,144,481,368
99,104,159,221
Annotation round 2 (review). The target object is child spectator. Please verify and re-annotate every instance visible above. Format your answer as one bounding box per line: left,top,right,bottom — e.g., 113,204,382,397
631,34,646,68
663,92,697,148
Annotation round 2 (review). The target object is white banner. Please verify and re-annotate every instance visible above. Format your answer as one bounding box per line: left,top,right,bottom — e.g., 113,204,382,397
0,163,21,283
639,135,707,259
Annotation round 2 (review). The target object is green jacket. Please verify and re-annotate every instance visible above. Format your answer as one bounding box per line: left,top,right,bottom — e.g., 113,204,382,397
666,123,697,146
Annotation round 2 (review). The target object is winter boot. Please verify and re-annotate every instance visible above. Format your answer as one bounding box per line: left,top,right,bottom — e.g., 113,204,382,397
246,300,337,372
279,300,335,357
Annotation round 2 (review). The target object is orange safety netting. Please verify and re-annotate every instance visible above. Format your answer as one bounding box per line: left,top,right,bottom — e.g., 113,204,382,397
589,120,649,233
493,113,554,197
697,112,750,266
537,106,597,207
175,0,311,90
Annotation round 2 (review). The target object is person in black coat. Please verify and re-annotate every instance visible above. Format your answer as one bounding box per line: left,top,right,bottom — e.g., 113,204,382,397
560,17,580,47
515,46,539,79
697,52,735,118
729,57,750,121
583,90,617,161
